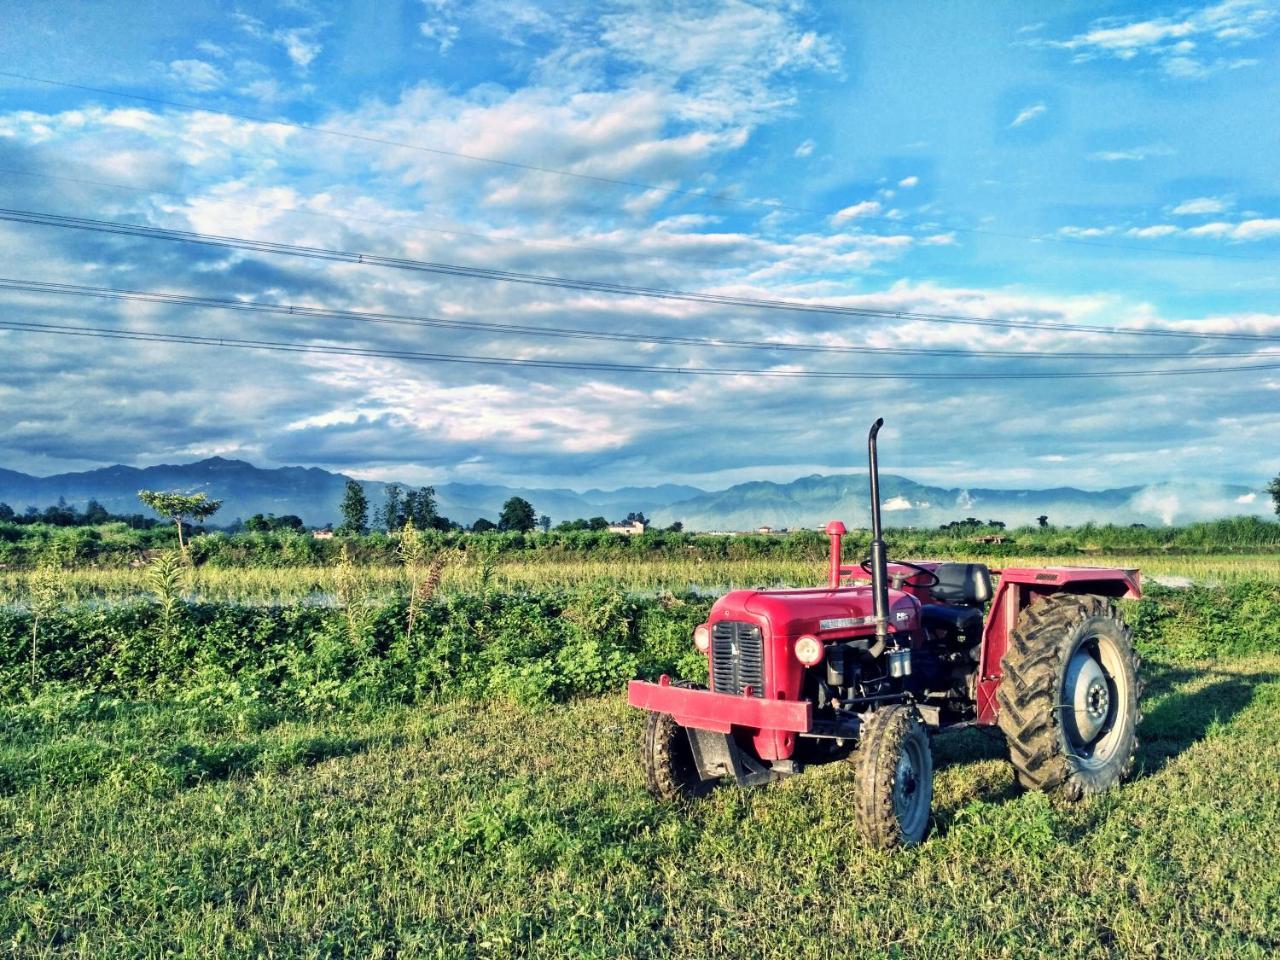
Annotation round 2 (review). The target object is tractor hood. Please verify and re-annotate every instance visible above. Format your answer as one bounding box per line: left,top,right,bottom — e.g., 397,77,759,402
710,584,920,639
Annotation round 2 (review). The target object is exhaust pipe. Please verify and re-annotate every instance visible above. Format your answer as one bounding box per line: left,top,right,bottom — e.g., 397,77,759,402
867,418,890,652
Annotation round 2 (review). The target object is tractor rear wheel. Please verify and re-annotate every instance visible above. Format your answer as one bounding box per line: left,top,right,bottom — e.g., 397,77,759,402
997,593,1141,800
853,705,934,849
642,701,712,801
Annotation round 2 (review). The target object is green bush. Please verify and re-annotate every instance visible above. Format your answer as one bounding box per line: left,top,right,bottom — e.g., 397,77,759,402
1128,580,1280,661
0,590,715,711
3,580,1275,712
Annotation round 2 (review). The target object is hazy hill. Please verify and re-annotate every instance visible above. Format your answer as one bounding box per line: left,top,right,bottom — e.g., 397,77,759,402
0,458,1267,530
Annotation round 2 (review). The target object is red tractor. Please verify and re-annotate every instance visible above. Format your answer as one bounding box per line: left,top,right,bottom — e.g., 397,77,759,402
629,419,1141,848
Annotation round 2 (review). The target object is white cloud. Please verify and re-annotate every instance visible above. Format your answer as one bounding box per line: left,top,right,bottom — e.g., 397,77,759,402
831,200,881,222
921,232,956,246
1172,196,1230,215
1086,144,1175,162
793,138,815,158
1236,492,1257,504
897,175,919,188
1062,216,1280,243
883,496,912,511
420,0,461,53
167,59,225,92
1046,0,1279,78
1059,225,1116,237
1126,225,1179,238
1009,102,1047,127
234,12,324,69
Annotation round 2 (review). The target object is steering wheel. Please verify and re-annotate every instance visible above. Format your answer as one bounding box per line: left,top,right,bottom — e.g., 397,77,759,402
860,557,940,589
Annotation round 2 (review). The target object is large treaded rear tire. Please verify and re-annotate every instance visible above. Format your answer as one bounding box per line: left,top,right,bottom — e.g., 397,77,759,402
997,593,1141,800
642,687,713,801
853,705,934,849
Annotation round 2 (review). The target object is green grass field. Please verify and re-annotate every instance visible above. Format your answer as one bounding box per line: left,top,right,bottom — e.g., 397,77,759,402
3,652,1279,958
1,546,1278,957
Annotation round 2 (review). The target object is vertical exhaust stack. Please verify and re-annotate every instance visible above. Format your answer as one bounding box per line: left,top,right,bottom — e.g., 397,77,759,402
867,418,890,649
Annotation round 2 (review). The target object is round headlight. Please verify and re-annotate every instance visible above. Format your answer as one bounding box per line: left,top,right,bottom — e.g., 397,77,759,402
794,634,824,666
693,624,711,653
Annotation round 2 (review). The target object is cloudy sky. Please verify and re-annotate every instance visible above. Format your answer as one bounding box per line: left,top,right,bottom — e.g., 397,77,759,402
0,0,1278,492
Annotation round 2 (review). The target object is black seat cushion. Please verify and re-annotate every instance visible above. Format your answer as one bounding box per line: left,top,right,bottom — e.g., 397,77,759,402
921,604,984,641
930,563,993,605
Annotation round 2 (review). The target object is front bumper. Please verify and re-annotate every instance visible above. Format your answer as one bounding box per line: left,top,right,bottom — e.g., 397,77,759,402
628,676,812,734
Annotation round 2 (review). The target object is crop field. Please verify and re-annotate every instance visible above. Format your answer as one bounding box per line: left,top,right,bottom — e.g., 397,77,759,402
3,551,1279,607
1,545,1278,957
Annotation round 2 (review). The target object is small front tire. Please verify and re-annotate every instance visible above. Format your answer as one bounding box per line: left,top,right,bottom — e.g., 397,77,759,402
853,705,934,849
642,709,712,801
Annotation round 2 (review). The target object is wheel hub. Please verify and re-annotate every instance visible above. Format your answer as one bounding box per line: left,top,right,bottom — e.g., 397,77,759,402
1065,649,1111,744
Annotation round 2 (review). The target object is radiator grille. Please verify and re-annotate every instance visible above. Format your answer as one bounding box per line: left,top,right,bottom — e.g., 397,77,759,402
711,620,765,697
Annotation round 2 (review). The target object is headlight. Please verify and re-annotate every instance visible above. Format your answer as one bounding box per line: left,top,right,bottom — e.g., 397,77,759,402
794,634,824,666
693,624,711,653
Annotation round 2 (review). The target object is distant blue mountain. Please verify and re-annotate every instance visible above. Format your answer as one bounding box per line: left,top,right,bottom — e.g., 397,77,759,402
0,457,1268,530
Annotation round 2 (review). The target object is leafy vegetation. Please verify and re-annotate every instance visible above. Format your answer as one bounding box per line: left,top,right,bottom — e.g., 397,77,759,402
2,515,1279,571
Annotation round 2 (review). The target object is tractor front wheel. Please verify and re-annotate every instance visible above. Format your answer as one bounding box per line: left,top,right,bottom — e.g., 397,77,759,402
853,705,934,849
997,593,1141,800
642,706,713,801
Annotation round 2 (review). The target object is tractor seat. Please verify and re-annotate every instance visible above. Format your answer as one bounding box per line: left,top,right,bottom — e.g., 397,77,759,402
929,563,993,605
920,603,983,641
920,563,992,643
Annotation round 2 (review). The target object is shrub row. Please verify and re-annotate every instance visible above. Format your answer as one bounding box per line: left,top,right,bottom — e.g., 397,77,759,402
0,590,713,711
0,581,1274,711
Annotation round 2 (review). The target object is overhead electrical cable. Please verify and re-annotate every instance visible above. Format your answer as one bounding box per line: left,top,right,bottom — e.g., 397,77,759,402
4,318,1280,379
3,277,1277,360
3,206,1277,344
1,70,1274,264
0,166,732,271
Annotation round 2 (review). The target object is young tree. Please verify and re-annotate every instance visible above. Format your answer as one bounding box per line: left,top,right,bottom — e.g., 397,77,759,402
381,483,404,532
275,514,305,532
84,499,111,524
471,517,497,532
244,513,272,532
1036,515,1050,528
587,516,608,531
498,496,537,532
1268,475,1280,516
538,514,551,534
666,521,684,532
407,486,441,530
137,490,222,553
0,502,13,522
339,480,369,535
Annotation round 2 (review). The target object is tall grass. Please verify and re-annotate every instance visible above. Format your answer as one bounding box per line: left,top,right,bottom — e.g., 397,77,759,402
2,552,1278,606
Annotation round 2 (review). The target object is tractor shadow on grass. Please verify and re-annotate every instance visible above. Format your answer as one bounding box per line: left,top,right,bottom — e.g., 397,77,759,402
1132,661,1277,776
926,660,1278,829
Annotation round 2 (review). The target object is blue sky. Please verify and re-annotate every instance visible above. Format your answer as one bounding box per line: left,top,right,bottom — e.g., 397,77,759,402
0,0,1277,494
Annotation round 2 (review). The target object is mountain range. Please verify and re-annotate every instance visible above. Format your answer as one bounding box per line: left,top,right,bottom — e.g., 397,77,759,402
0,457,1269,530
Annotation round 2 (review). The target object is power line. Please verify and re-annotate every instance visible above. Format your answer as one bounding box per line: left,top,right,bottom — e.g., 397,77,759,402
2,70,1275,265
5,317,1280,379
0,166,732,271
3,277,1276,360
3,206,1277,344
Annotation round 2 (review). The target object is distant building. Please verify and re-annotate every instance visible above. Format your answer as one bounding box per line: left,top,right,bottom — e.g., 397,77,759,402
608,520,647,535
311,528,335,539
